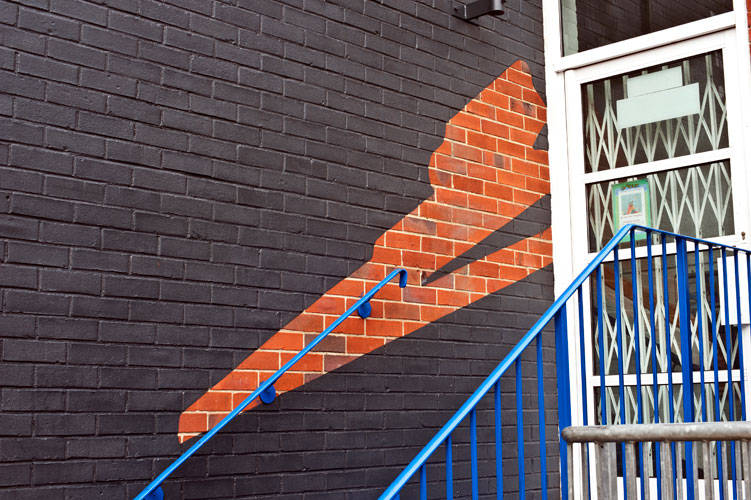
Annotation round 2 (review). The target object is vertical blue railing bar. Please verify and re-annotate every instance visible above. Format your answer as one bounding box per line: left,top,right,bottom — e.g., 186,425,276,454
709,247,727,500
135,268,408,500
676,238,695,500
646,231,664,500
661,235,678,500
419,465,426,500
516,359,525,500
555,306,571,500
613,246,628,498
446,436,453,500
630,232,647,500
597,266,607,426
536,334,548,500
721,249,739,500
733,251,747,421
471,408,479,500
495,381,502,500
695,243,707,423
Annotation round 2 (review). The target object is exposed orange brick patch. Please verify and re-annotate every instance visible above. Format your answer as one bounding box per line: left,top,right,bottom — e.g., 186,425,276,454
178,60,552,442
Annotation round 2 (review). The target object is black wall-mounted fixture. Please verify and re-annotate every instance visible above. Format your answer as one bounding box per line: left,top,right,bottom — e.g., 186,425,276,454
453,0,504,20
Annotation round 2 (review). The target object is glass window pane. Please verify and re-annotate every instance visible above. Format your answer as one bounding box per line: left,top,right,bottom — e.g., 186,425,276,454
561,0,733,56
582,51,727,174
586,161,735,253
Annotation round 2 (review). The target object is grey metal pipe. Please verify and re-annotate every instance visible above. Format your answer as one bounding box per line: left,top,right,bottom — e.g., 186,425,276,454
562,422,751,444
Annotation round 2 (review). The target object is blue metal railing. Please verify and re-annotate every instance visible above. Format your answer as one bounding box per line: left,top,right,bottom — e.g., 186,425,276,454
380,225,751,500
135,268,408,500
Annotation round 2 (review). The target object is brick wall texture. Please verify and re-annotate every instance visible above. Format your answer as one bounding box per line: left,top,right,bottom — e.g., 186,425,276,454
0,0,556,499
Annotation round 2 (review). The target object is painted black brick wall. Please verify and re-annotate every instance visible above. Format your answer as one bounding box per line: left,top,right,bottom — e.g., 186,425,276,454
0,0,552,498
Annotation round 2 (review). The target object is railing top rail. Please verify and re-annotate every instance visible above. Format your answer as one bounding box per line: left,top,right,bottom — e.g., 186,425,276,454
379,224,750,499
562,422,751,443
135,268,408,500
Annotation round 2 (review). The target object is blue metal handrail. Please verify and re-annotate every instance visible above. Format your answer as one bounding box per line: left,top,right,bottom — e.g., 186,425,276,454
135,268,408,500
379,224,751,500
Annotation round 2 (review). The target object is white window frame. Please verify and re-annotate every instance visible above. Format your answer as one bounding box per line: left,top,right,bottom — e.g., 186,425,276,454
542,1,751,496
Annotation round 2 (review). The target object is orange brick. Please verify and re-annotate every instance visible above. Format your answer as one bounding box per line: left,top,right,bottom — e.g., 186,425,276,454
516,252,542,268
437,289,469,307
424,202,453,223
261,332,304,352
510,127,538,146
193,391,233,412
497,139,526,159
324,354,358,372
452,207,484,226
471,260,500,278
281,352,324,372
452,143,483,163
384,302,421,321
467,162,497,182
485,182,514,200
377,281,406,301
486,248,515,265
403,217,437,235
434,141,452,156
507,67,534,89
214,370,259,391
529,238,553,256
453,175,484,195
498,264,528,281
402,249,436,269
285,313,325,333
385,231,421,251
497,169,526,189
451,112,482,131
275,372,305,391
467,130,497,151
455,275,486,293
237,351,280,372
527,148,548,164
305,332,346,353
467,100,495,119
331,278,366,297
513,189,543,206
445,124,466,142
523,87,546,106
352,263,385,281
403,321,426,336
372,246,402,265
495,79,523,99
333,317,365,335
510,98,535,117
403,286,437,305
366,319,405,337
436,222,468,241
429,167,452,187
209,411,232,428
480,214,509,231
481,89,510,108
526,177,550,193
481,119,510,139
420,305,453,322
179,412,208,435
435,187,468,207
524,116,546,134
498,200,524,219
231,391,254,407
468,194,497,213
347,336,385,354
308,296,346,314
422,236,453,255
510,158,539,177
